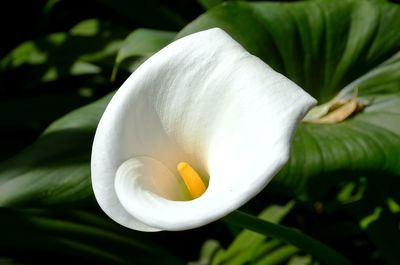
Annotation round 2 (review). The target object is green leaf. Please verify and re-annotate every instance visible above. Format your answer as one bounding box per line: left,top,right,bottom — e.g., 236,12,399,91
224,211,352,265
252,245,299,265
112,28,176,80
281,91,400,197
0,208,182,264
178,0,400,199
194,202,296,265
0,94,113,206
222,201,295,264
0,93,94,162
287,255,313,265
345,175,400,265
191,239,223,265
1,19,128,84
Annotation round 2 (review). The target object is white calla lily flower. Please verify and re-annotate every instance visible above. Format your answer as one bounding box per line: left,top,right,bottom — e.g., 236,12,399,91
91,28,316,232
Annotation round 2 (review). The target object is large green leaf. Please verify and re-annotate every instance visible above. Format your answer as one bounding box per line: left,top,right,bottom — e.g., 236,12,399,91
0,94,113,206
179,0,400,100
0,208,182,264
111,28,176,80
178,0,400,198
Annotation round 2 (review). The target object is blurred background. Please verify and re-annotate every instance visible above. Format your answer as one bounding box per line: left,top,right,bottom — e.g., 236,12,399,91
0,0,204,161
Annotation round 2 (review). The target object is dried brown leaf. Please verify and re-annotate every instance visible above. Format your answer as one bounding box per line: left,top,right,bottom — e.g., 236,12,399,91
303,88,367,124
313,99,358,124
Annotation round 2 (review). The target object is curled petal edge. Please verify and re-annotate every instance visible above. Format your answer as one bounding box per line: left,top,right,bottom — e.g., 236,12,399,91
91,28,317,231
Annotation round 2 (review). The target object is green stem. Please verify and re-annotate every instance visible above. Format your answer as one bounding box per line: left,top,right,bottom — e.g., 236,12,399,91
224,210,352,265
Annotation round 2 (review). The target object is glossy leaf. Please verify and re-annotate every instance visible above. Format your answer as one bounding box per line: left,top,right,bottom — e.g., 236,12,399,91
178,0,400,198
225,211,352,265
112,28,175,80
194,202,298,265
221,201,295,264
206,202,351,265
0,94,113,206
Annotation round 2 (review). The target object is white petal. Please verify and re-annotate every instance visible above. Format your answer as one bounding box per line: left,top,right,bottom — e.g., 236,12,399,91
91,28,317,231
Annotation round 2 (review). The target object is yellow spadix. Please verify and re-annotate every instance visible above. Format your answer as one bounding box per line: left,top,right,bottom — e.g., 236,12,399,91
177,162,206,199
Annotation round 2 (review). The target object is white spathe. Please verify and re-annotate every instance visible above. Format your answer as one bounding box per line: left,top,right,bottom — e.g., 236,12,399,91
91,28,316,232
